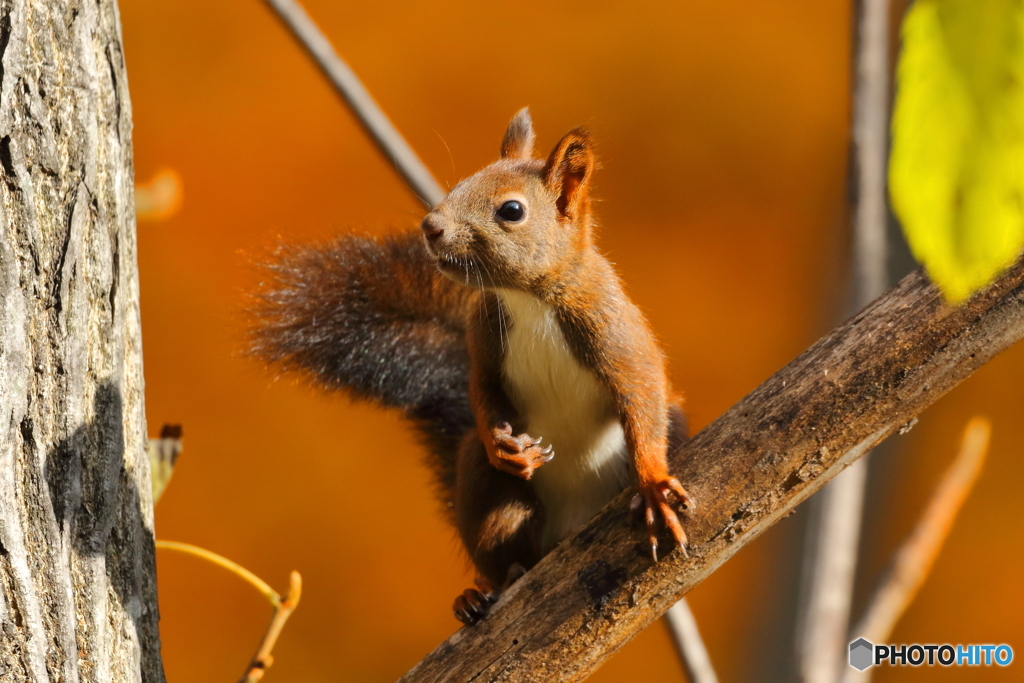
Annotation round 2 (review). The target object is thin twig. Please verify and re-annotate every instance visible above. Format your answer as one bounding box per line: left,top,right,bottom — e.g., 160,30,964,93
156,540,280,606
155,541,303,682
860,416,990,642
840,417,990,683
797,1,891,681
239,571,303,683
798,462,868,682
849,0,892,309
260,0,446,208
664,599,719,683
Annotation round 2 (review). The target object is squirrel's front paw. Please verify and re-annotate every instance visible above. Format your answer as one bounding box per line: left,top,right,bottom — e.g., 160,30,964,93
487,422,554,480
633,476,695,561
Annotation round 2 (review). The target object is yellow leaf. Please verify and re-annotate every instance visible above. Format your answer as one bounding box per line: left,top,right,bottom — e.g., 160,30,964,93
890,0,1024,302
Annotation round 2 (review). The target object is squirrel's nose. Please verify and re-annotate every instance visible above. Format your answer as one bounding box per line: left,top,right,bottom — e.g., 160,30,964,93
421,215,444,244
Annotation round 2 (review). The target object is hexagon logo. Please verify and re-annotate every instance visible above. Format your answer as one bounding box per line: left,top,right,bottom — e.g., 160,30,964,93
849,638,874,671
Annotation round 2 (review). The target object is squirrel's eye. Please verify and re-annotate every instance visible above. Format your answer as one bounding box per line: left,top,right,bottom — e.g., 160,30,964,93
496,200,525,222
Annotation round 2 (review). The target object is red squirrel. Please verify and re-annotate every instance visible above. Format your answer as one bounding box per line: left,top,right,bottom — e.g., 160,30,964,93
251,108,692,624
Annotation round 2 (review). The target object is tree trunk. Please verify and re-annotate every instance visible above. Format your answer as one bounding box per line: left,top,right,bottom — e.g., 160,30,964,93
0,0,163,680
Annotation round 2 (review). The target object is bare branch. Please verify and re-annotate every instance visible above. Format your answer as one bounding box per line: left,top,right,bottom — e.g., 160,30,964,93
240,571,304,683
665,599,719,683
798,2,892,680
260,0,446,208
155,541,282,606
849,0,892,309
798,461,868,682
840,417,990,683
399,259,1024,683
155,541,303,682
857,417,989,642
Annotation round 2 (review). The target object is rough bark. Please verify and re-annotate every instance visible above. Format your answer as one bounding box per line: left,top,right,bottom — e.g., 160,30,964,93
400,259,1024,683
0,0,163,681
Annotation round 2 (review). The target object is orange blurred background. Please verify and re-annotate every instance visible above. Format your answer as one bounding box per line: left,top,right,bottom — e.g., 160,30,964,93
120,0,1023,680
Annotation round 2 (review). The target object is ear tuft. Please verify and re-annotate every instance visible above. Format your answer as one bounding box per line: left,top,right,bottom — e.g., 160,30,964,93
500,108,535,160
543,128,594,219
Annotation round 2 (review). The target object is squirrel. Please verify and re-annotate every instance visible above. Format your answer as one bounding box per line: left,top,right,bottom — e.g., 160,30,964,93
250,108,693,624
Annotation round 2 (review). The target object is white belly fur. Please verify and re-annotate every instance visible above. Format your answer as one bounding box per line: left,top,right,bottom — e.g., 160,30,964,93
498,290,629,551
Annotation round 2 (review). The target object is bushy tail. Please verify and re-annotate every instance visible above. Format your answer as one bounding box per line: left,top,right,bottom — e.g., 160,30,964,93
248,231,478,498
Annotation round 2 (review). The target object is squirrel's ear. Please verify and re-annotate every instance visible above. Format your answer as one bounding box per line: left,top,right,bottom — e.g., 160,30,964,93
543,129,594,219
500,108,535,160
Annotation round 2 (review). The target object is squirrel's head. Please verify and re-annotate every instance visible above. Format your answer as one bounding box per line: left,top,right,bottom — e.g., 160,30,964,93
421,108,596,294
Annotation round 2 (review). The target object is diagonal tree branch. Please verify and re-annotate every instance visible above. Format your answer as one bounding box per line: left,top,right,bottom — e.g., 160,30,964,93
841,417,990,683
260,0,446,208
400,258,1024,683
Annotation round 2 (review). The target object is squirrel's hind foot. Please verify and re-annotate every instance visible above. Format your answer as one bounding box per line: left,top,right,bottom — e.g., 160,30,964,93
632,477,695,561
453,563,528,625
453,578,499,625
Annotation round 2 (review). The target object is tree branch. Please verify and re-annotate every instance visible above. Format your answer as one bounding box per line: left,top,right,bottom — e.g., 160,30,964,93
849,0,891,310
155,541,303,682
840,417,990,683
239,570,303,683
260,0,446,208
400,258,1024,683
664,599,719,683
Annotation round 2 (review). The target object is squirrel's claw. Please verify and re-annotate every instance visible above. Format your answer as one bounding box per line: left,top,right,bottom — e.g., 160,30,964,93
636,477,694,560
664,476,695,512
453,584,498,625
488,426,554,479
453,573,522,626
645,504,660,562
